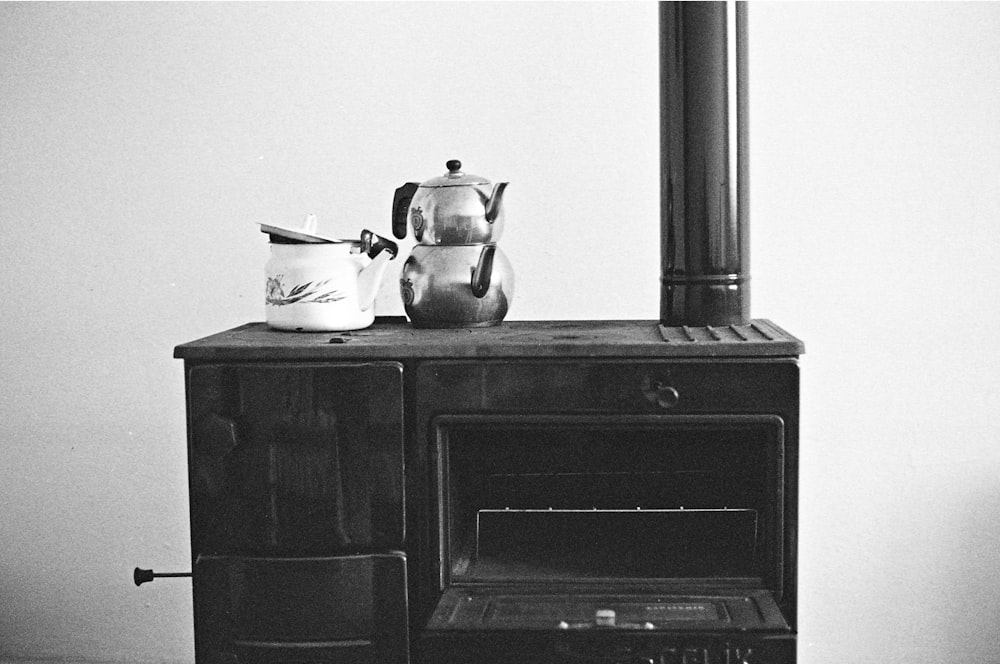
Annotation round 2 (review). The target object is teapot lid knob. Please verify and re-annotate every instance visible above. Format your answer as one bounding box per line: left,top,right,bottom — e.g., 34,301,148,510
423,159,487,186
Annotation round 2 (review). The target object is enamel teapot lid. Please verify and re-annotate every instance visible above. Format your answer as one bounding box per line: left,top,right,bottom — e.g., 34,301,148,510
259,214,352,244
419,160,490,188
259,215,398,259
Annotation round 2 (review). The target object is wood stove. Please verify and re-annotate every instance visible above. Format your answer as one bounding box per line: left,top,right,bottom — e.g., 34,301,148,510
149,4,806,663
171,319,802,664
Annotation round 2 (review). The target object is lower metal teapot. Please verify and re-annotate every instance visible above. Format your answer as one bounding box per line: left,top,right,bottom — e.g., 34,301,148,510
399,244,514,328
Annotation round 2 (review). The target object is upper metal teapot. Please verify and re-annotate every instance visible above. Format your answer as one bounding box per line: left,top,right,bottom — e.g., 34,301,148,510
392,160,508,245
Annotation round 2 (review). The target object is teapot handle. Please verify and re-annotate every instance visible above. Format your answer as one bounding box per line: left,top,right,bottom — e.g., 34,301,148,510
471,245,496,298
392,183,419,240
360,229,398,259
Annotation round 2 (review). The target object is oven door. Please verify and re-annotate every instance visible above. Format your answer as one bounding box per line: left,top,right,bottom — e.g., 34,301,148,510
423,586,792,664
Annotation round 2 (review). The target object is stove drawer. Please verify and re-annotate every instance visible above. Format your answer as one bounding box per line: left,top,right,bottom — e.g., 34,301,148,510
195,553,408,664
415,360,797,414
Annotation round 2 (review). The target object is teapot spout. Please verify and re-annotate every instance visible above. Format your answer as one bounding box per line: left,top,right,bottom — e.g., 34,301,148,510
484,181,508,224
357,230,398,311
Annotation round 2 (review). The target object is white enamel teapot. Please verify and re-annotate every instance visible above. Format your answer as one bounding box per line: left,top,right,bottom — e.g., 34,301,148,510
261,215,398,332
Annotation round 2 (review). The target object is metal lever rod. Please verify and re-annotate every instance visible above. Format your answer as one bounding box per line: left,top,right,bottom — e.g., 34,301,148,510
133,567,192,586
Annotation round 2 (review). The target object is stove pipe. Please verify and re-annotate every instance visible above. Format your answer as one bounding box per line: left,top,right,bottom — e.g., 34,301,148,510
660,1,749,326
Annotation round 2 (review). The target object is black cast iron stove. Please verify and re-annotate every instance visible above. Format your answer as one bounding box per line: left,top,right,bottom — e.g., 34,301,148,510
142,4,804,664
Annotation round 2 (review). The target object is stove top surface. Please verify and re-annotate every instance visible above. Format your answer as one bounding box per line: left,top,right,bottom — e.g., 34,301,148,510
175,319,803,361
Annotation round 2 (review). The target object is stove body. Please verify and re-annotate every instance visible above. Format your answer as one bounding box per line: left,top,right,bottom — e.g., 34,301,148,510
175,319,802,664
172,3,799,662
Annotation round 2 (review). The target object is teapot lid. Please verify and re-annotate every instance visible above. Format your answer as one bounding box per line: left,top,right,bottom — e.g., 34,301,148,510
259,214,353,244
420,160,490,188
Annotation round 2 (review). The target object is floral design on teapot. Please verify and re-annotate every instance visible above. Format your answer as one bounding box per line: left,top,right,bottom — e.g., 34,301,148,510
266,275,345,306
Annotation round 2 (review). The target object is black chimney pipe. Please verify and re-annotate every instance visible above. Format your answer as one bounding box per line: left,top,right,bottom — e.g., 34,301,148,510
660,1,749,326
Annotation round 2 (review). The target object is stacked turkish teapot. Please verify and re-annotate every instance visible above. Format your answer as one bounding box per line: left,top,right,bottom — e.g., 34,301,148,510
392,160,514,328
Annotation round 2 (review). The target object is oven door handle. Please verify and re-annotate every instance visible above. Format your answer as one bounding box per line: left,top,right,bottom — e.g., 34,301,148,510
640,377,681,409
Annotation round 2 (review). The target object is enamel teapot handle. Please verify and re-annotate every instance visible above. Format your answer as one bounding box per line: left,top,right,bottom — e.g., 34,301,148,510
360,229,398,259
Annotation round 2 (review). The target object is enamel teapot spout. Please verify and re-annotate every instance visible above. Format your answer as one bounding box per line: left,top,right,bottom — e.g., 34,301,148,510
356,230,398,310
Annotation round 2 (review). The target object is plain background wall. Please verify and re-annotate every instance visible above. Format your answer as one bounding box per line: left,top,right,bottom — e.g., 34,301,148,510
1,2,998,662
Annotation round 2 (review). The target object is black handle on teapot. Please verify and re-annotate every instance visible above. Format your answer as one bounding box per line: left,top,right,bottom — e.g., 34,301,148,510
471,245,496,298
392,182,419,240
360,229,398,259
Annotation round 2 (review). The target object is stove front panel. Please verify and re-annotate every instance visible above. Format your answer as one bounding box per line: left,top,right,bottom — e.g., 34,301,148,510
410,359,799,662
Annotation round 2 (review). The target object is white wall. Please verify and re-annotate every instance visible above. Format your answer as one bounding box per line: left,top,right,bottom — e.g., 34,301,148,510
1,2,998,662
750,3,1000,659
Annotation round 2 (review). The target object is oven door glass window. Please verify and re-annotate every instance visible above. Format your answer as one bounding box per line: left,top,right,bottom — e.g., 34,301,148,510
435,415,784,587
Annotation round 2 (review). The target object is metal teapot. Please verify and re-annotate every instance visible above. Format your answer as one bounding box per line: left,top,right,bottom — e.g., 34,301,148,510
392,160,508,245
400,244,514,328
393,160,513,327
